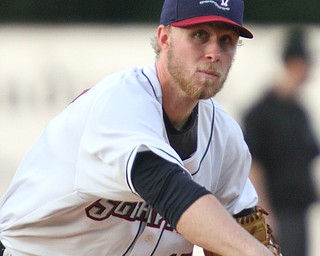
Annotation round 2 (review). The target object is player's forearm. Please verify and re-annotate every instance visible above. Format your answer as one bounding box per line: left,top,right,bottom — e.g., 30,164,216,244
176,194,274,256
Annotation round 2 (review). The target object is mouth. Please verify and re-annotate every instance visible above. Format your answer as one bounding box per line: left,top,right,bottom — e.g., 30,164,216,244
196,63,221,76
197,69,220,78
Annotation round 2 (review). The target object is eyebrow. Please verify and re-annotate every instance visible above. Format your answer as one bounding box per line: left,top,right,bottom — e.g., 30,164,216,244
186,23,239,34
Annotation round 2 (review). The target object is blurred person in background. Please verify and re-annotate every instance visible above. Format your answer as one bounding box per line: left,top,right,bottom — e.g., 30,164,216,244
243,27,320,256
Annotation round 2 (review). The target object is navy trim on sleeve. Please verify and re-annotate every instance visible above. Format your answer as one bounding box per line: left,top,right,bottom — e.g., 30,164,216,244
131,151,211,229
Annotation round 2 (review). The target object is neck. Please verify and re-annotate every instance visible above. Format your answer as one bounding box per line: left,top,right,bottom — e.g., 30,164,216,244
162,87,198,131
156,60,198,131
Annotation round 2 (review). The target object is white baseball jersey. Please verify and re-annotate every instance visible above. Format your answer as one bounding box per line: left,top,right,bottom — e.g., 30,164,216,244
0,63,257,256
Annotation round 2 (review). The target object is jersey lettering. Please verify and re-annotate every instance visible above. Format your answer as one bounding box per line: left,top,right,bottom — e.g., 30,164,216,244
85,199,173,231
85,198,119,221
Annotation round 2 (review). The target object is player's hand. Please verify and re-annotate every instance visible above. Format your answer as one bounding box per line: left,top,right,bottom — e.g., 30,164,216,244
203,248,282,256
203,206,282,256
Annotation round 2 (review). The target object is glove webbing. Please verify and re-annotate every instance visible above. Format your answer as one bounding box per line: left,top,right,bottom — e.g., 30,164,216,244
236,206,281,255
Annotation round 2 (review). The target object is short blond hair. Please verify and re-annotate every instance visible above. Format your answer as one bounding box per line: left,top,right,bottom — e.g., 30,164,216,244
150,25,172,57
150,35,161,57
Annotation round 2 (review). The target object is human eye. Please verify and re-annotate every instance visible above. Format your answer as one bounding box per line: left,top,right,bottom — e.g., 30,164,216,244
219,34,238,50
193,30,210,43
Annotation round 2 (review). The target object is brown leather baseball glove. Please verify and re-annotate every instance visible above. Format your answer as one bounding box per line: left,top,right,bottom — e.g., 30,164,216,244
203,206,282,256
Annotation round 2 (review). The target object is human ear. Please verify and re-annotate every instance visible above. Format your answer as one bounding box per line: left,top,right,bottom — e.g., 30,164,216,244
157,25,171,51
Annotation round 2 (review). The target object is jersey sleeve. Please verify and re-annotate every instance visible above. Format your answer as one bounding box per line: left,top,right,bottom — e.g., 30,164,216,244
74,70,183,201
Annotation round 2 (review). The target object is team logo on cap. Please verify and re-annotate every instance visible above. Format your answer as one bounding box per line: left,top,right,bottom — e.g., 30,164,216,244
221,0,229,6
199,0,230,11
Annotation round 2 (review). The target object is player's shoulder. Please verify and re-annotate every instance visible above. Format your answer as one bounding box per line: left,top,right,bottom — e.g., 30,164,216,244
94,66,141,90
201,99,238,123
201,98,243,135
79,65,157,102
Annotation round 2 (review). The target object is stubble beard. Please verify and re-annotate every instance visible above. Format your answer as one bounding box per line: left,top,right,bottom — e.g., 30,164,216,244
167,45,231,100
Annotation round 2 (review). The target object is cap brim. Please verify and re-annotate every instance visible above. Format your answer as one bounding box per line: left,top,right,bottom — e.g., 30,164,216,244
171,15,253,39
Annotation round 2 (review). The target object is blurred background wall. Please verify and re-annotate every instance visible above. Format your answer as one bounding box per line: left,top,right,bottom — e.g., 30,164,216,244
1,0,320,24
0,1,320,255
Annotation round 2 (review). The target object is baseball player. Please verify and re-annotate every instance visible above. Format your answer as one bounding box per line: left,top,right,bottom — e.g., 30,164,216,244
0,0,281,255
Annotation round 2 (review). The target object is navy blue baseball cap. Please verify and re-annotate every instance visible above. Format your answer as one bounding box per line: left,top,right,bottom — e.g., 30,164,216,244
160,0,253,38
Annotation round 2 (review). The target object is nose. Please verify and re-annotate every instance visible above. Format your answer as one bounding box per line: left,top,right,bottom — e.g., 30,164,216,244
205,40,221,63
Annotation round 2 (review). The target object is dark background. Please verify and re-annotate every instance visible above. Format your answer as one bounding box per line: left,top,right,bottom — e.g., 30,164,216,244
0,0,320,24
